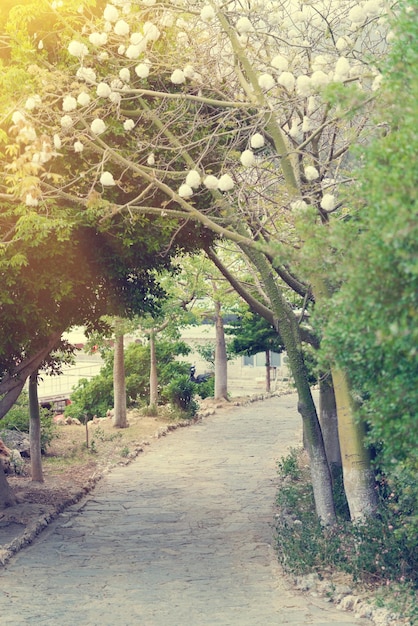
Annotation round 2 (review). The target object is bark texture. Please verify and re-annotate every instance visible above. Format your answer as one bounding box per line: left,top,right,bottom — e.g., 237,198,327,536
319,375,342,478
148,330,159,409
214,301,228,400
29,371,44,483
331,367,377,519
113,332,127,428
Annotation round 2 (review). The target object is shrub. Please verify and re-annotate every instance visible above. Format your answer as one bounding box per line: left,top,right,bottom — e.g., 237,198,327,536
0,391,57,452
275,450,417,621
166,375,198,417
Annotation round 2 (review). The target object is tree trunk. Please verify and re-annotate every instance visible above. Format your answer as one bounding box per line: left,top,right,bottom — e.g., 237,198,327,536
331,367,377,519
243,247,336,524
265,350,271,393
113,331,127,428
148,330,159,409
319,374,342,479
214,301,228,400
0,465,18,509
29,371,44,483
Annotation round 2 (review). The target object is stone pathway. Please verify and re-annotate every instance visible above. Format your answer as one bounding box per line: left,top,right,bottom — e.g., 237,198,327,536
0,395,372,625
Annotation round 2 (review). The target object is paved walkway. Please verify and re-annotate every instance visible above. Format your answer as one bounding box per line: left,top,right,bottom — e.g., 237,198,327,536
0,396,371,625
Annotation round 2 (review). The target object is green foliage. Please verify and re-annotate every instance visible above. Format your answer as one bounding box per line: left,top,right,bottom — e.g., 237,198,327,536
275,451,417,621
319,4,418,556
226,310,285,357
0,391,57,451
165,375,198,417
194,375,215,400
65,338,192,419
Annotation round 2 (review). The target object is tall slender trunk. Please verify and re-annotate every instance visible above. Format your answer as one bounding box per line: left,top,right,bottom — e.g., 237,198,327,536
214,301,228,400
148,330,158,408
265,350,271,393
331,367,377,519
29,370,43,482
243,247,336,524
319,374,342,480
113,331,127,428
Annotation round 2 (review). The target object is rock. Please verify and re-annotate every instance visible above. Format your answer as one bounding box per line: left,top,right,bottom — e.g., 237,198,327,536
0,430,31,457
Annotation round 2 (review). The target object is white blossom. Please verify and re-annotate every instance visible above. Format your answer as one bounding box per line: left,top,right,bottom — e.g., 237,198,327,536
38,40,44,49
60,115,73,129
100,171,116,186
62,95,77,112
183,65,195,79
109,92,121,105
271,54,288,71
90,118,106,135
178,183,194,198
96,82,112,98
320,194,335,211
103,4,119,22
218,174,234,191
250,133,265,149
200,5,215,22
89,32,108,46
304,165,319,181
240,150,255,167
118,44,126,55
236,17,253,34
310,70,330,89
289,119,301,139
296,75,312,97
98,51,109,61
76,67,96,83
291,199,308,212
185,170,201,188
119,67,130,82
53,134,62,149
103,21,112,33
142,0,156,5
123,119,135,131
74,141,84,153
18,125,37,142
25,192,39,207
135,63,150,79
68,40,88,58
122,2,132,13
114,19,130,36
77,92,91,106
302,116,312,132
258,73,275,91
334,57,350,82
25,96,41,110
336,36,353,52
171,69,186,85
12,111,25,124
147,153,155,166
278,71,295,91
125,44,141,59
203,175,219,190
143,22,160,41
130,32,143,45
349,5,366,24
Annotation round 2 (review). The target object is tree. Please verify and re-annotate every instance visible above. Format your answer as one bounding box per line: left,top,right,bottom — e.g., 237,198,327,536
227,309,285,392
1,0,396,520
28,370,43,482
322,1,418,539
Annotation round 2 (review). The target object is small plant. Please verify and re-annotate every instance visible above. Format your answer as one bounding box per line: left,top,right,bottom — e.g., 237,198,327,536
120,447,129,458
166,375,198,417
277,448,301,480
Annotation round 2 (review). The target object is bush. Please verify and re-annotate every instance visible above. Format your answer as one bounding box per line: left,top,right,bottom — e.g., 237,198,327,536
166,375,198,417
0,391,57,452
65,338,192,419
275,450,417,622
